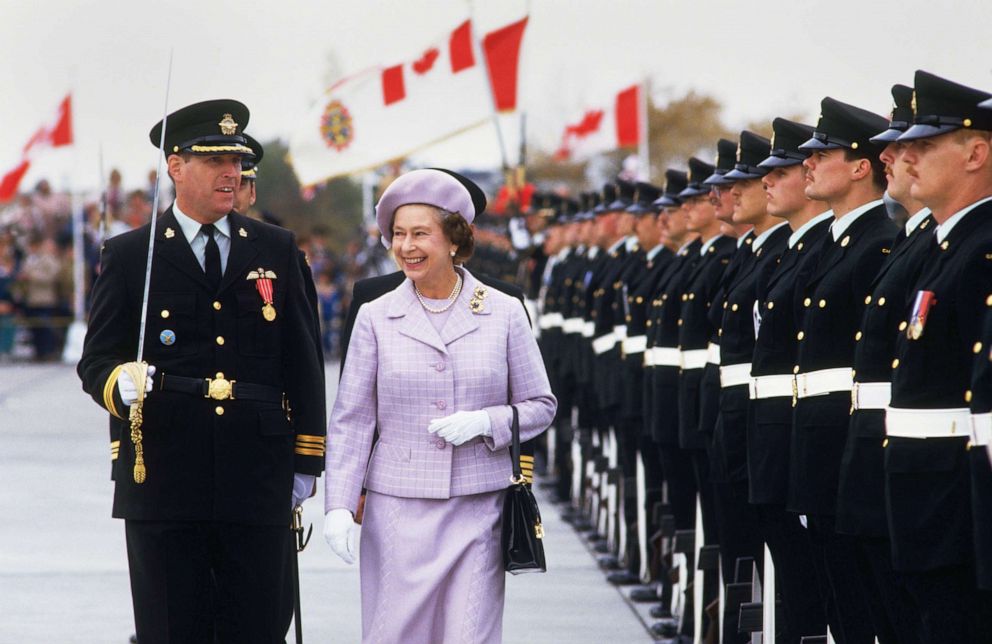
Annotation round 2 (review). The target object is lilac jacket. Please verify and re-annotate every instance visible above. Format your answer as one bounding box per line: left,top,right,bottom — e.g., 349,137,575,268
325,269,556,514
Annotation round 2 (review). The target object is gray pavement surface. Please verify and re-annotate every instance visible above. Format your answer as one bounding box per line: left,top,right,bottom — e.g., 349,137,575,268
0,363,654,643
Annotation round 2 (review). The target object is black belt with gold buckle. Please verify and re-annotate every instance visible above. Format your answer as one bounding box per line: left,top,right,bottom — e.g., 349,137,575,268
159,373,283,404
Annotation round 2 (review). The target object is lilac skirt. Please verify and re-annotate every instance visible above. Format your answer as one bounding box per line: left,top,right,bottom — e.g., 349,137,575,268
360,489,507,643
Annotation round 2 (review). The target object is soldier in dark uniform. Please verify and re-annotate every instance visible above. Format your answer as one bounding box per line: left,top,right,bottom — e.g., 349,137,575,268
77,100,327,643
753,117,833,642
833,84,930,644
792,97,897,643
885,70,992,643
713,131,792,642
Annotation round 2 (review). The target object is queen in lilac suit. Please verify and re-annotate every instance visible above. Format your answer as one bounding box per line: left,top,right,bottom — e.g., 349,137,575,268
323,169,556,643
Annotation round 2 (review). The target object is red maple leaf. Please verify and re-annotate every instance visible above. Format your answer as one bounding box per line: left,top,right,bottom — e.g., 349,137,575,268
412,48,440,75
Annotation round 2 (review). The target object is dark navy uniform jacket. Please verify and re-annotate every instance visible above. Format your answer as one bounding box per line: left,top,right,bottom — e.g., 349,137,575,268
78,208,327,526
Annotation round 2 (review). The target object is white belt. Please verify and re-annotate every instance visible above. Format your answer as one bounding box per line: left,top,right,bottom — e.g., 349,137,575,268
720,363,752,388
971,413,992,446
613,325,627,340
582,321,595,338
623,335,647,355
851,382,891,411
795,367,853,399
645,347,681,368
563,318,584,334
706,342,721,366
592,332,618,355
539,313,564,329
749,374,795,400
681,349,708,370
885,406,971,439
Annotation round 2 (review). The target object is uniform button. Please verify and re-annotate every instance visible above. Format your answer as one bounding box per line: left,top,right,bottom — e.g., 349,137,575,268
899,321,908,332
975,342,983,354
718,329,723,337
797,242,804,251
160,310,170,319
435,362,445,372
723,301,728,309
793,365,800,374
216,336,225,346
797,331,805,340
677,319,683,326
882,438,888,448
891,359,900,369
215,406,224,416
819,299,826,308
965,390,973,403
877,297,886,307
682,294,688,302
731,304,739,312
987,294,992,307
625,315,632,322
689,294,695,300
213,300,222,311
646,321,653,327
435,439,446,450
636,296,644,304
855,331,862,341
865,295,872,305
436,400,447,410
803,298,811,307
767,301,775,310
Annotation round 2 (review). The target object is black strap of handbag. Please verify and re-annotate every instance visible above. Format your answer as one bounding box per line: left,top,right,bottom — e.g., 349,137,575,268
510,405,525,484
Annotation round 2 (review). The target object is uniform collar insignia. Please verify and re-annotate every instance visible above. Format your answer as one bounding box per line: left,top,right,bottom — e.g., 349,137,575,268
164,227,175,239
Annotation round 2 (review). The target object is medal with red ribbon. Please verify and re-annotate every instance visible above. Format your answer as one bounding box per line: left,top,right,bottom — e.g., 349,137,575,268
247,267,278,322
907,289,936,340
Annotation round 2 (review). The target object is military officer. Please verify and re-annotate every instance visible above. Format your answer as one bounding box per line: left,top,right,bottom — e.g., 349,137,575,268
793,97,897,643
753,117,833,642
886,70,992,642
77,100,327,643
833,84,930,644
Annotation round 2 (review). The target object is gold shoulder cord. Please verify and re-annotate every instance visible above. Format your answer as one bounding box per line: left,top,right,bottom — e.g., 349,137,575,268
120,361,150,483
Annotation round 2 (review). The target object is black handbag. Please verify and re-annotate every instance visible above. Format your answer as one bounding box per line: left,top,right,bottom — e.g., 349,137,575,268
501,406,547,574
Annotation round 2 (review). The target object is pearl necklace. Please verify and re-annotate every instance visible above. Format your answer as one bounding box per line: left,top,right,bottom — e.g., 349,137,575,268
415,274,463,313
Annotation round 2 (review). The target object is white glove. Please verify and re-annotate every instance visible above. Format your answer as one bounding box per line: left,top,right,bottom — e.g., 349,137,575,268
324,508,357,564
291,474,316,509
428,410,492,446
117,364,156,406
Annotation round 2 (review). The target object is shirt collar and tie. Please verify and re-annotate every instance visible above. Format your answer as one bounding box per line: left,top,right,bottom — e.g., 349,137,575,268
830,199,885,241
935,196,992,244
172,201,231,275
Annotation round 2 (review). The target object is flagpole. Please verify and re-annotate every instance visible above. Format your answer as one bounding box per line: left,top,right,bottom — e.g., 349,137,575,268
469,13,510,173
638,76,650,181
63,87,87,364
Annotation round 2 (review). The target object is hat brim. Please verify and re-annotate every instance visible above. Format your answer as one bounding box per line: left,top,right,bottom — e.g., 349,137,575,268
625,203,654,215
723,167,766,181
606,199,632,211
798,136,843,151
869,128,906,143
702,171,732,186
678,185,711,198
897,123,960,141
652,196,681,208
757,155,802,169
980,97,992,110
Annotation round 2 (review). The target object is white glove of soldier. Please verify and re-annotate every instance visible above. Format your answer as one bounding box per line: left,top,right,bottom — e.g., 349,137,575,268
324,508,357,564
117,364,156,406
291,474,316,509
427,410,492,446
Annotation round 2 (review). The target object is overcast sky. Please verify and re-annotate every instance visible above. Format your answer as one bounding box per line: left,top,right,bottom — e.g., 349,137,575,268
2,0,991,194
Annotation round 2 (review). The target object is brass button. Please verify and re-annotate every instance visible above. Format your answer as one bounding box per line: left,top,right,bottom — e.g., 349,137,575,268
215,406,224,416
975,342,983,354
865,295,872,305
940,241,949,251
803,297,811,307
723,301,728,309
215,372,224,379
646,320,652,327
797,331,805,340
216,336,225,346
891,359,900,369
718,329,723,337
965,390,973,403
855,331,862,341
213,301,222,311
682,294,688,302
877,297,886,307
793,365,800,374
819,299,826,308
986,294,992,307
882,438,888,447
767,301,775,310
899,321,908,331
677,319,683,326
636,296,644,304
731,304,739,312
160,310,170,319
626,315,632,322
797,242,804,251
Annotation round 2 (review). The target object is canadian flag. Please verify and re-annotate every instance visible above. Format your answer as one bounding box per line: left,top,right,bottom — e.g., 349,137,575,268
290,17,528,186
1,94,73,202
555,84,641,161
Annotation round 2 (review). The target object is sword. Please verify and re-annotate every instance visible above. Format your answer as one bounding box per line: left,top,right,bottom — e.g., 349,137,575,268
124,50,174,484
291,505,313,643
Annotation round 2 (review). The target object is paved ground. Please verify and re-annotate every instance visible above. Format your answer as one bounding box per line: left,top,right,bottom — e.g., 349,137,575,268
0,363,654,643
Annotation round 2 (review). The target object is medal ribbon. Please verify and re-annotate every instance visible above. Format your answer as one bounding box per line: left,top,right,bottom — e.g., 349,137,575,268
256,278,274,305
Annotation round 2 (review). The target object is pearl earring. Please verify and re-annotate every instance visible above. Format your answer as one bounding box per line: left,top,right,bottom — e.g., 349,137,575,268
450,250,456,257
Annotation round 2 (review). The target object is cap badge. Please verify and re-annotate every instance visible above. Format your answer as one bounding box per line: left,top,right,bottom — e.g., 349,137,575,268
218,113,239,136
911,91,917,117
769,133,776,150
164,227,175,239
736,142,743,162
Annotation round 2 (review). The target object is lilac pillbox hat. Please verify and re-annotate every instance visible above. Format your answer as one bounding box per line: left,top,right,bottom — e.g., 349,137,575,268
376,169,476,247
